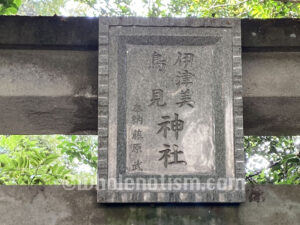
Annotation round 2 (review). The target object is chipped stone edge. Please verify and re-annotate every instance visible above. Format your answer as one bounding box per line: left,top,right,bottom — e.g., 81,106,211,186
97,17,244,203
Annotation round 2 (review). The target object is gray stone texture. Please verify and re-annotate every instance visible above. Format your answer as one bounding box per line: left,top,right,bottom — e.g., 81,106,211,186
0,49,98,134
0,17,299,135
98,17,243,203
0,15,298,224
1,51,299,135
0,185,299,225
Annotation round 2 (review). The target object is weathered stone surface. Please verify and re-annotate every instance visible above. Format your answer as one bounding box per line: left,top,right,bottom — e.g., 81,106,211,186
1,51,300,135
1,17,299,50
0,17,299,135
0,16,98,49
241,19,300,51
0,185,299,225
243,52,300,135
0,49,97,134
98,17,244,203
243,52,300,97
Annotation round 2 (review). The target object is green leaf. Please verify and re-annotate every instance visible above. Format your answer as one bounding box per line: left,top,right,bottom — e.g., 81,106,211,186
42,154,59,165
4,7,18,14
14,0,22,7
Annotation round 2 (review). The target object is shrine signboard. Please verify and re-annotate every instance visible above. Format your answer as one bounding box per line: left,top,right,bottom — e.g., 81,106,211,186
98,17,244,203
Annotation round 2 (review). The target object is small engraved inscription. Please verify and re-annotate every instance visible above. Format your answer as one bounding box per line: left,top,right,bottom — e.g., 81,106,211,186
132,159,143,171
131,143,142,153
132,104,143,124
132,129,143,140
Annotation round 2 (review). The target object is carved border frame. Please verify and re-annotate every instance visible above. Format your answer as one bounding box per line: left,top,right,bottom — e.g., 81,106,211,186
98,17,244,203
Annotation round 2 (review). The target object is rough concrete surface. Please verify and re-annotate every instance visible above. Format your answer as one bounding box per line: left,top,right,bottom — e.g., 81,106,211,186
0,185,299,225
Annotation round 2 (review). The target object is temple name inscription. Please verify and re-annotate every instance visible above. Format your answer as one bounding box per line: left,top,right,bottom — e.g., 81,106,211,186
98,17,245,203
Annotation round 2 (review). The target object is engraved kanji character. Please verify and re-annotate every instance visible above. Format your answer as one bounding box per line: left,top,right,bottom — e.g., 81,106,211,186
176,89,195,108
176,70,195,87
132,143,142,153
132,160,143,171
132,104,143,113
132,129,143,140
149,89,166,107
159,144,187,168
152,51,166,72
174,52,194,68
132,114,143,124
132,104,143,124
157,113,184,140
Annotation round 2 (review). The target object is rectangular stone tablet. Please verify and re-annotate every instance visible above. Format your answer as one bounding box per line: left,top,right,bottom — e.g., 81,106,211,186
98,17,244,203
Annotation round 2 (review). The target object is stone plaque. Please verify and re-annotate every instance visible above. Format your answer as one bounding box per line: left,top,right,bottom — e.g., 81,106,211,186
98,17,244,203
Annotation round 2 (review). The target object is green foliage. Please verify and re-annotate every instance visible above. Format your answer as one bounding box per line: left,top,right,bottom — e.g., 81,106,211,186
245,136,300,184
1,135,299,185
0,135,97,185
17,0,68,16
79,0,300,17
2,0,299,17
0,0,22,15
57,135,97,169
165,0,300,18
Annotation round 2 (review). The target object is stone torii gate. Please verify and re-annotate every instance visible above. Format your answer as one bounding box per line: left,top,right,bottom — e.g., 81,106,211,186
0,16,299,224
